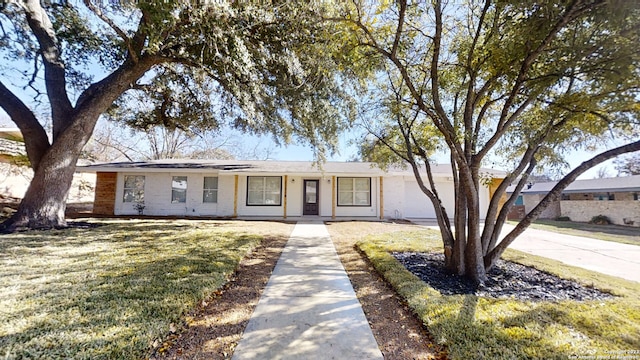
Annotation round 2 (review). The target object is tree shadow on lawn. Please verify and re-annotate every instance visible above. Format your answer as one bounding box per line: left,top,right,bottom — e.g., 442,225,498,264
0,232,261,360
357,229,640,359
428,295,562,359
426,293,640,360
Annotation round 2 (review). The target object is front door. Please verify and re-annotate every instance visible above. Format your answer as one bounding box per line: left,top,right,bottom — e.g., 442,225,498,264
303,180,319,215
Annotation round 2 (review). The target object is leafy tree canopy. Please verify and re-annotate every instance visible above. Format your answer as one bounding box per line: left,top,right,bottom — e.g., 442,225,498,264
0,0,358,231
1,1,355,159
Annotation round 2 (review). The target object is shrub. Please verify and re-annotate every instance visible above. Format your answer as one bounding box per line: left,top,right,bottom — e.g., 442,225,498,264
589,215,611,225
555,216,571,221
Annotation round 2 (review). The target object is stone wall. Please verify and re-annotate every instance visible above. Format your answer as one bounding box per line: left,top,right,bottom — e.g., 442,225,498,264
522,194,561,219
561,200,640,226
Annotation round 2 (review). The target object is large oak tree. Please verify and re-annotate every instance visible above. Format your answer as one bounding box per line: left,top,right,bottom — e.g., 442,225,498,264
337,0,640,283
0,1,352,231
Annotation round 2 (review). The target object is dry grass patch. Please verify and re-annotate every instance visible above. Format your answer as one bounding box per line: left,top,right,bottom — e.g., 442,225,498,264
341,223,640,360
0,219,292,360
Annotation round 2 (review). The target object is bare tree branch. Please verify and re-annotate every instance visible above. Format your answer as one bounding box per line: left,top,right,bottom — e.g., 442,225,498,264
0,80,49,170
21,0,74,139
487,139,640,265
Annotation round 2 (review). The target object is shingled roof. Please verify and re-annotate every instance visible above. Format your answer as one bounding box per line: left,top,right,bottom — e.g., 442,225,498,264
508,175,640,194
77,159,506,177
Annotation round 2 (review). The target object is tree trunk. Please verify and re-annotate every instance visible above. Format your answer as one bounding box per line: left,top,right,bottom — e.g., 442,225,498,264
464,208,487,284
2,151,80,231
1,115,94,232
450,203,466,276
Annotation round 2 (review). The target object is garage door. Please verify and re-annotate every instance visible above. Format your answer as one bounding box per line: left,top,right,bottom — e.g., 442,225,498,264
403,181,436,218
403,180,455,218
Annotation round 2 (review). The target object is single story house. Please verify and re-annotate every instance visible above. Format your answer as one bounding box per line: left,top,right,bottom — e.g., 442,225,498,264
77,160,505,220
507,175,640,226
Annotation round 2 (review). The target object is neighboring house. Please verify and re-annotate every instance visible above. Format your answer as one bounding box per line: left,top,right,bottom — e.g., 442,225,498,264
0,128,95,202
77,160,506,220
0,128,32,199
507,175,640,226
0,128,25,163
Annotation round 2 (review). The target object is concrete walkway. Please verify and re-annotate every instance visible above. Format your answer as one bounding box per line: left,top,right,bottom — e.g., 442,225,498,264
232,221,383,360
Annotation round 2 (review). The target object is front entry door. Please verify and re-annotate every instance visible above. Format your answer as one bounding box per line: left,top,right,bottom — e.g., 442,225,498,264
303,180,319,215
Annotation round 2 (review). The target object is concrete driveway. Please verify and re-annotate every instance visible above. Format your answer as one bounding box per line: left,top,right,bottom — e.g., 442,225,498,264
501,224,640,283
414,220,640,283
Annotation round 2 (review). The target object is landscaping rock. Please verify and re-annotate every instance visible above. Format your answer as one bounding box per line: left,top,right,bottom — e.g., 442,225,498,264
393,252,613,302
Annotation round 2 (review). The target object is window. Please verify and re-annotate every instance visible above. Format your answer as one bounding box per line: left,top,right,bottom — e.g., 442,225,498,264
203,176,218,203
172,176,187,203
595,193,613,201
123,175,145,203
337,177,371,206
514,195,524,206
247,176,282,206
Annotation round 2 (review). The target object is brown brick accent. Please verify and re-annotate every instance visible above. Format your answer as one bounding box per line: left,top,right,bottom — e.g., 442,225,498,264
507,205,526,220
93,172,117,215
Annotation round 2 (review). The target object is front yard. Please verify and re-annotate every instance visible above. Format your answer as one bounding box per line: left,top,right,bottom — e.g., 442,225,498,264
0,219,292,359
2,219,638,359
354,227,640,359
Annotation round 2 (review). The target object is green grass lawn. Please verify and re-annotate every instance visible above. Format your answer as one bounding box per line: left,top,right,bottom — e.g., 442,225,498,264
358,229,640,360
512,220,640,246
0,219,290,360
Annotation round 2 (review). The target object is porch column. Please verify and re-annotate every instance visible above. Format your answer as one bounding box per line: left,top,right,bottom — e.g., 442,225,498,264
380,176,384,219
283,175,288,219
332,175,336,219
233,175,239,218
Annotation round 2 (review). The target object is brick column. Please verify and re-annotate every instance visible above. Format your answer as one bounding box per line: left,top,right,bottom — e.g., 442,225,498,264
93,172,117,215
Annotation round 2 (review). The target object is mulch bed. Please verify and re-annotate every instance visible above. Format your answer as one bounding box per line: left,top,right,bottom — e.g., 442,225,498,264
152,235,290,360
393,252,613,302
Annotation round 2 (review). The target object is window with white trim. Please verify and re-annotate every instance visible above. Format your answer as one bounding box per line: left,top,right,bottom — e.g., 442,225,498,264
247,176,282,206
123,175,145,203
171,176,187,203
337,177,371,206
203,176,218,203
